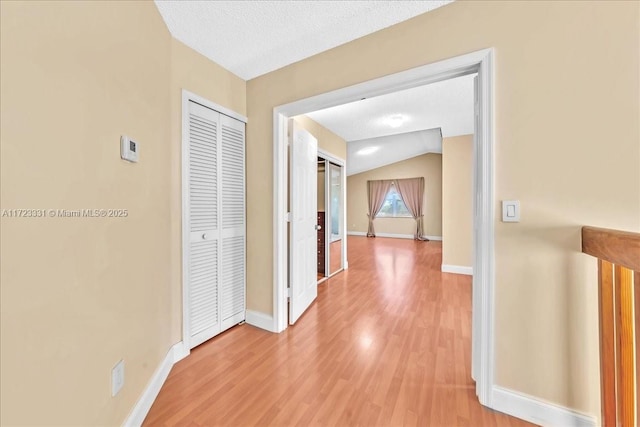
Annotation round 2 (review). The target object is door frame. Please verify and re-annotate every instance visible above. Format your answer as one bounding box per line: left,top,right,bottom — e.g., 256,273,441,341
317,149,347,277
181,89,247,352
317,158,329,280
272,48,495,406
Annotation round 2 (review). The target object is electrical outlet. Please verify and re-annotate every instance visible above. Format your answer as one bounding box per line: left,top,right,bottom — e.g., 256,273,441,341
111,360,124,397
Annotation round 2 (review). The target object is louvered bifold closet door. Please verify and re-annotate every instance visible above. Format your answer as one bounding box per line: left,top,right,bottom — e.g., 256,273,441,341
187,101,222,348
220,114,246,331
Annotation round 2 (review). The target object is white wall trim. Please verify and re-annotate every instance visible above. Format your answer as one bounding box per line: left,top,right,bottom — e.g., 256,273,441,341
274,48,495,405
182,89,248,124
317,149,349,272
441,264,473,275
475,47,495,408
181,91,192,349
245,309,276,332
171,341,189,363
347,231,442,241
316,148,345,166
492,386,596,427
273,112,289,333
374,232,411,239
123,342,186,427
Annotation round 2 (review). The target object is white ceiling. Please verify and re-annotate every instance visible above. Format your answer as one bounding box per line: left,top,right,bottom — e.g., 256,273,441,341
307,73,476,142
154,0,453,80
308,73,475,175
346,128,442,176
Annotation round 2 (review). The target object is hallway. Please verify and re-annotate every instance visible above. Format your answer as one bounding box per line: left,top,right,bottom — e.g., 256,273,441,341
144,236,533,426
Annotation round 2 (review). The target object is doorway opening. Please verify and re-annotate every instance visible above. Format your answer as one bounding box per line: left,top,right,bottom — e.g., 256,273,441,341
273,49,495,407
316,151,346,284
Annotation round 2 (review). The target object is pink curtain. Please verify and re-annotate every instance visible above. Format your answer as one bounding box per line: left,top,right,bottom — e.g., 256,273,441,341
395,177,429,241
366,180,393,237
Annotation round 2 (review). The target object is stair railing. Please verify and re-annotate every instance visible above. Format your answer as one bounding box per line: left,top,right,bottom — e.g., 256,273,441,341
582,226,640,426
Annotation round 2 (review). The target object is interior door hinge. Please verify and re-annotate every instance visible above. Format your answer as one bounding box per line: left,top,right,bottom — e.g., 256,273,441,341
287,287,292,298
285,212,291,222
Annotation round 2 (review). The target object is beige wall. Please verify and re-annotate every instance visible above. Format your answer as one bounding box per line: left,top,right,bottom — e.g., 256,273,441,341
347,154,442,237
442,135,473,268
292,115,346,215
169,38,246,343
293,114,346,217
0,2,246,425
318,168,326,212
294,115,347,160
250,114,346,312
246,0,639,419
2,0,639,423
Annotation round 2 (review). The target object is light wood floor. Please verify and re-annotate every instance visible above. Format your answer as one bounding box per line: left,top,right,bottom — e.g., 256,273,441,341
144,236,534,426
329,239,342,274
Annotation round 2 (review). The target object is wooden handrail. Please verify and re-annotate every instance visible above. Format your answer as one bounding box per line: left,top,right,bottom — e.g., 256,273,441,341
582,226,640,271
582,226,639,427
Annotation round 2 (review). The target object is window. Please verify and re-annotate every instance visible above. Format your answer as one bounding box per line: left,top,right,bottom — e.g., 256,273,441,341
376,185,411,218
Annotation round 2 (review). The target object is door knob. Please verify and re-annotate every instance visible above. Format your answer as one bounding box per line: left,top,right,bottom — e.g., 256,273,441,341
202,233,207,240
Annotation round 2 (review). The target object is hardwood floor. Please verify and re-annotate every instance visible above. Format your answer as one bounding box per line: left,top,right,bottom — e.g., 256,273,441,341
329,239,342,274
144,236,534,426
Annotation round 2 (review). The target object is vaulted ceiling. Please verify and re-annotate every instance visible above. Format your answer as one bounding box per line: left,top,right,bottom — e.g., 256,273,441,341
309,74,475,175
307,74,475,142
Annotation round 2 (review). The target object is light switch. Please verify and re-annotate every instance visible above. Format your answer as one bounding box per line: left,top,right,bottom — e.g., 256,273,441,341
120,135,139,163
502,200,520,222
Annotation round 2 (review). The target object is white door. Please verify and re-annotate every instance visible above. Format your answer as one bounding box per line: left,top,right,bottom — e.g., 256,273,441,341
184,98,246,350
219,114,246,331
471,75,481,384
289,120,318,324
186,101,222,348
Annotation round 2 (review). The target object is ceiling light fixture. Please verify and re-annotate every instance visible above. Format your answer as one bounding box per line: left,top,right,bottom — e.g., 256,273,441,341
384,114,407,128
356,146,379,156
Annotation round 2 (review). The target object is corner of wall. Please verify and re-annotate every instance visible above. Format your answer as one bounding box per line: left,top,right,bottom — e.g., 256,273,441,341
123,342,188,427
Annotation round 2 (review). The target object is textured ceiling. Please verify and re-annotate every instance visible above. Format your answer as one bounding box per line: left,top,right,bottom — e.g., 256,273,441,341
154,0,453,80
307,73,476,142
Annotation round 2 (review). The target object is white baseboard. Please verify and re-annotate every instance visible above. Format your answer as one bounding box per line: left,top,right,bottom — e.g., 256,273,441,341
171,341,189,363
347,231,442,241
124,342,186,427
492,386,596,427
245,309,276,332
441,264,473,275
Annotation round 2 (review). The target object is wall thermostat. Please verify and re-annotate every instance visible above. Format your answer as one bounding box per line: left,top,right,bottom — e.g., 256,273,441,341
120,135,139,163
